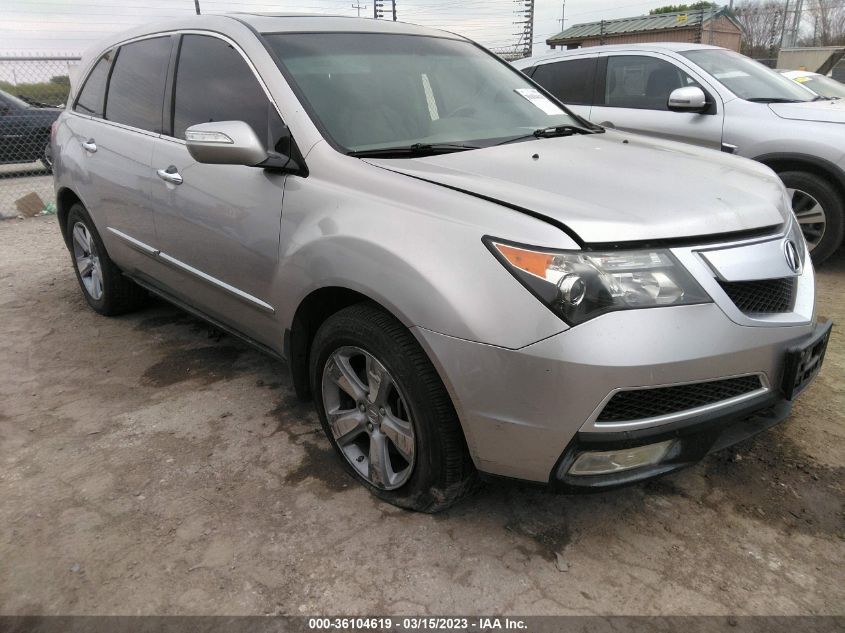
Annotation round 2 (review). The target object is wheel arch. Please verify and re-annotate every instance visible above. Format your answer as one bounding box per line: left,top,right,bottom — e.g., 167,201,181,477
56,186,83,247
285,286,398,402
754,152,845,200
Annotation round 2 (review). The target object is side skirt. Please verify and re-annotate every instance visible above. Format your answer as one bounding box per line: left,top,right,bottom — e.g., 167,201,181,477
127,272,287,364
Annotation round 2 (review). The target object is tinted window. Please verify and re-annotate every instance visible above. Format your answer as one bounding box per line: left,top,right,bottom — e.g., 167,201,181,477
106,37,171,132
530,58,595,105
172,35,276,143
603,55,700,110
75,51,113,117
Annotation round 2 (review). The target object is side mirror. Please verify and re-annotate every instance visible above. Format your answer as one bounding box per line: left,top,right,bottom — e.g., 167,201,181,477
185,120,270,167
667,86,707,112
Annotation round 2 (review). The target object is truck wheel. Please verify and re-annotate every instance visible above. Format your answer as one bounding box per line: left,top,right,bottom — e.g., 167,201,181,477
66,203,147,315
310,303,476,512
780,170,844,265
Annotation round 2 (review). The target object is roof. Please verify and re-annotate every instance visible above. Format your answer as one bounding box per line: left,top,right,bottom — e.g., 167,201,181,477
81,13,459,58
780,70,821,78
233,12,456,37
547,7,739,44
512,42,724,68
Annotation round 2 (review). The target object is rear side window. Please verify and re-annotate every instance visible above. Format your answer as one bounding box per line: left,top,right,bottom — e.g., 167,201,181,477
602,55,700,111
74,51,113,117
172,34,276,143
530,58,596,106
106,37,171,132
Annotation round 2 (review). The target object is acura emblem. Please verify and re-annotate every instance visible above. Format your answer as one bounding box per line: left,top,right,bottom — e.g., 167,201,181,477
784,240,801,273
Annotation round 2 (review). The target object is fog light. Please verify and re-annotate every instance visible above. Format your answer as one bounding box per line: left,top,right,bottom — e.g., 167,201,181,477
568,440,673,476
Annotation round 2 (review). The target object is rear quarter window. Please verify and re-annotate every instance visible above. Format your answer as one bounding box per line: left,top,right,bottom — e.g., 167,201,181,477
74,51,114,117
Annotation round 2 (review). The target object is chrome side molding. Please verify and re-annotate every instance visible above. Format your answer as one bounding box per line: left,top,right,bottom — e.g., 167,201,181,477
106,227,275,314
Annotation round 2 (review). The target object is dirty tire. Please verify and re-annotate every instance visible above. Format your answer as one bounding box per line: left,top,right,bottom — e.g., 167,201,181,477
310,302,477,512
779,170,844,265
66,202,147,316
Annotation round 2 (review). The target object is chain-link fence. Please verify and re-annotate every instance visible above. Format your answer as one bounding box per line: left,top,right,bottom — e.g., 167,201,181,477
1,55,79,219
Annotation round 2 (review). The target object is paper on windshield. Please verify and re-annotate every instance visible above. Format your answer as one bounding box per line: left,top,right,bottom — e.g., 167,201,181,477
514,88,565,115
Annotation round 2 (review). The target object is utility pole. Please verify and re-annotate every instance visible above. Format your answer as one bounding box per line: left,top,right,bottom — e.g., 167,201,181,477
194,0,201,15
513,0,535,58
373,0,395,20
351,1,366,17
556,1,566,31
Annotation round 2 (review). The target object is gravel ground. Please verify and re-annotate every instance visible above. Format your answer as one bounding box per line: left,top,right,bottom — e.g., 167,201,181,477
0,215,843,616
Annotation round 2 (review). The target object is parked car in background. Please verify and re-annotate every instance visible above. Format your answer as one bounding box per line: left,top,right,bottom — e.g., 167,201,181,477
779,69,845,100
514,44,845,263
0,88,61,171
54,15,829,511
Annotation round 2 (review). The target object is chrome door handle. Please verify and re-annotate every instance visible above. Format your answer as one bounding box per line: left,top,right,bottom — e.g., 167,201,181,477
82,139,97,153
156,166,183,185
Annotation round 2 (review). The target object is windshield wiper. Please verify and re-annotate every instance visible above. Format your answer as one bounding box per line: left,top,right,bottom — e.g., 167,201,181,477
495,124,598,146
812,95,840,101
347,143,480,158
746,97,805,103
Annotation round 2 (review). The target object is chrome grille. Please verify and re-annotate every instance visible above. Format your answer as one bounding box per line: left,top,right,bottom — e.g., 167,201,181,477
596,375,764,423
717,277,796,314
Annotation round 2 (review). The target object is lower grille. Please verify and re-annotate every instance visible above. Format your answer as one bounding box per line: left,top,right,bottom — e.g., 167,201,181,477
596,375,764,423
717,277,796,314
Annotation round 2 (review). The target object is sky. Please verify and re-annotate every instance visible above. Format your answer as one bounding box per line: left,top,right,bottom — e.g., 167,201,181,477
1,0,692,56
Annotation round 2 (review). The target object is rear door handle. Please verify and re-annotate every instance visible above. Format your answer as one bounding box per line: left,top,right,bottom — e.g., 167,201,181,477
156,166,183,185
82,139,97,153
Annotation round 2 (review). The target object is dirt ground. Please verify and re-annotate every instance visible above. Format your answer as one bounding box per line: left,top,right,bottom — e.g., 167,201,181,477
0,215,843,616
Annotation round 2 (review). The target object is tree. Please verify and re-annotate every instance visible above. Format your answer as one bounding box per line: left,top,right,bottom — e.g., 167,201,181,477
733,0,787,57
806,0,845,46
649,2,718,14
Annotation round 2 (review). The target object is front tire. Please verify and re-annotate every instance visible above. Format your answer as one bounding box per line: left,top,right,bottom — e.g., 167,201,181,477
779,170,844,265
66,203,147,315
309,303,476,512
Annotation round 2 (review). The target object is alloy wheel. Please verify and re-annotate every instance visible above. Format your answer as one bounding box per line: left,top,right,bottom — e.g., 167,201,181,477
321,346,416,490
787,187,826,251
71,221,104,300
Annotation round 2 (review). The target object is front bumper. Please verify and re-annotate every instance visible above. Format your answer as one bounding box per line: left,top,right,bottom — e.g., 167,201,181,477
414,306,827,484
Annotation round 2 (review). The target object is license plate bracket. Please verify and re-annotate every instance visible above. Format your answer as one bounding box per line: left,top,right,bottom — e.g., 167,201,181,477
781,320,832,400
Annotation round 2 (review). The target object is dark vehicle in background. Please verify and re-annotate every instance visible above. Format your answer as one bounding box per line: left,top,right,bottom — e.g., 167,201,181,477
0,88,61,171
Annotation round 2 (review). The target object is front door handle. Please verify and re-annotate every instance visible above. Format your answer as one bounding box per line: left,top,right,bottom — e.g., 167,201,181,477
82,139,97,153
156,165,183,185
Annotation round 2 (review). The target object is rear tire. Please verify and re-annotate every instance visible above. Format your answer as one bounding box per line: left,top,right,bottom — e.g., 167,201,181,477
66,203,147,316
779,170,844,265
309,303,476,512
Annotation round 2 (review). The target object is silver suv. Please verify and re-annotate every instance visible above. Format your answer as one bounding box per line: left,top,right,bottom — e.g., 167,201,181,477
514,43,845,263
54,15,830,511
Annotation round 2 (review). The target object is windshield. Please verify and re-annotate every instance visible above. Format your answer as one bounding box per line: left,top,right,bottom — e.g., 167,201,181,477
0,89,31,110
263,32,584,153
796,74,845,99
681,49,814,102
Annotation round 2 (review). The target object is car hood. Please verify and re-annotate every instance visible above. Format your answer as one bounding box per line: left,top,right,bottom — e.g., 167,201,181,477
769,98,845,123
364,131,787,244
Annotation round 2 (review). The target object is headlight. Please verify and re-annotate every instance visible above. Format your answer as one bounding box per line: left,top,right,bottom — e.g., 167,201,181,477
486,238,711,325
